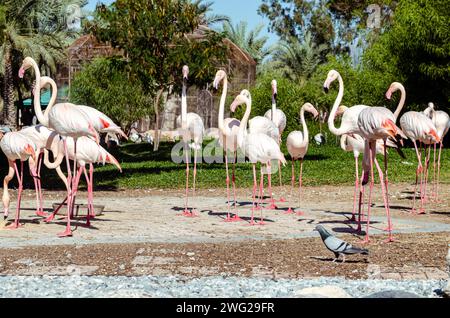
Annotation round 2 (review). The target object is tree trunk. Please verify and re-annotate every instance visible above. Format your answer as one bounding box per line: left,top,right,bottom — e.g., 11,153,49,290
153,88,164,151
3,49,17,130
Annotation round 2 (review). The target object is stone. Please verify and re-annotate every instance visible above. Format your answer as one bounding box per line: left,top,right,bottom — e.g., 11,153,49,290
365,290,422,298
294,286,352,298
443,281,450,298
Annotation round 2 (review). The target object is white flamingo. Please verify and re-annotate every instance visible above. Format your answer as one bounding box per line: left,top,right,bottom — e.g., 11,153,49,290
241,90,280,209
0,131,36,228
285,103,318,215
176,65,205,217
400,111,440,214
230,92,286,226
213,70,241,222
423,102,449,202
264,80,287,195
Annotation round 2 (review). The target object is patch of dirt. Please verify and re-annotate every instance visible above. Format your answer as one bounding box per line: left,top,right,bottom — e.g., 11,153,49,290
0,232,448,279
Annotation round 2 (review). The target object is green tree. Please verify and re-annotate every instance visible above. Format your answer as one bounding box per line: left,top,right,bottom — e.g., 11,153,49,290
93,0,228,150
364,0,450,108
71,58,150,133
194,0,230,26
221,21,273,64
272,31,328,85
0,0,86,129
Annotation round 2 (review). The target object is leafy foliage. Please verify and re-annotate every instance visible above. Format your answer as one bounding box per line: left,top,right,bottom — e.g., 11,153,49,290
221,21,273,64
70,58,151,133
364,0,450,108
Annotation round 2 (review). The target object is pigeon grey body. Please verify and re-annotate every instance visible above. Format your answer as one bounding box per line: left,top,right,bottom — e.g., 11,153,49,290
315,225,369,262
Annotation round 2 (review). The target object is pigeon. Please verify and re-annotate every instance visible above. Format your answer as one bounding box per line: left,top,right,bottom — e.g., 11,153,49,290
315,225,369,263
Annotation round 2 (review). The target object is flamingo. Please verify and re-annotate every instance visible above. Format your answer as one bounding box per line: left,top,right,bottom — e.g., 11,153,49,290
242,90,280,210
336,106,397,224
285,103,318,215
230,92,287,226
176,65,205,217
213,70,241,222
357,102,406,243
0,131,36,228
264,80,287,198
399,111,440,214
43,136,122,226
19,76,68,218
20,56,99,237
423,103,449,202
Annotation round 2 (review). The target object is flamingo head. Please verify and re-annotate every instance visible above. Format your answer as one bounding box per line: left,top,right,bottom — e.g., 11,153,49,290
428,130,441,144
385,82,403,100
428,102,435,109
24,144,36,162
239,89,251,99
230,94,248,113
302,103,319,119
336,105,348,117
19,57,35,78
271,79,278,96
182,65,189,80
323,70,339,93
213,70,226,90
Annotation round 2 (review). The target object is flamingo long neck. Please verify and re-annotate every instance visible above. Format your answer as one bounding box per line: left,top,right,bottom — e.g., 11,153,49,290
181,79,188,128
393,85,406,121
327,74,345,136
40,77,57,119
30,60,48,127
238,98,251,149
218,76,228,132
300,106,309,147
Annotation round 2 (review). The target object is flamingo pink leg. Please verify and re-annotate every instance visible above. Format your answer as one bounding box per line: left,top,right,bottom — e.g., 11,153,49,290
57,138,73,237
278,159,286,202
296,159,304,216
180,145,192,217
362,142,376,244
351,156,359,222
36,153,45,217
436,142,443,202
285,158,295,214
224,147,233,222
190,148,199,217
89,163,95,218
6,161,24,229
432,143,437,201
422,144,431,205
378,141,394,241
83,165,94,227
230,152,241,221
267,161,277,210
258,166,266,225
248,164,258,226
411,141,423,214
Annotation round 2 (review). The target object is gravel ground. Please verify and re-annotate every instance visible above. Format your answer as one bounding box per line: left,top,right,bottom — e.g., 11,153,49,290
0,275,446,298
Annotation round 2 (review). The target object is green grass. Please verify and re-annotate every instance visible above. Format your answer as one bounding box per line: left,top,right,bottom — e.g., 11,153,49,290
1,141,449,191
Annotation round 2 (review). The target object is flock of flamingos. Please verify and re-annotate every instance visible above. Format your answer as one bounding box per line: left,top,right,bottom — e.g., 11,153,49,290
0,57,448,244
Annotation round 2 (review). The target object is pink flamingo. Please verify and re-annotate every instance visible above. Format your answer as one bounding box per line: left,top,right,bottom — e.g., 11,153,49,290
285,103,318,215
230,92,287,226
0,131,36,228
20,57,99,237
399,111,440,214
213,70,242,222
423,103,449,202
244,90,280,210
176,66,205,217
264,80,287,199
43,136,122,226
357,104,405,243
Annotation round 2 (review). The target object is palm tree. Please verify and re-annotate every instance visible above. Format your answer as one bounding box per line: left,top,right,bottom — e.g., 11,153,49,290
221,21,273,64
193,0,230,26
272,32,328,85
0,0,86,129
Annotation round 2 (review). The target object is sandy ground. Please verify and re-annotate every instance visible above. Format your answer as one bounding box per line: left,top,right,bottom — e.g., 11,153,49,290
0,183,449,279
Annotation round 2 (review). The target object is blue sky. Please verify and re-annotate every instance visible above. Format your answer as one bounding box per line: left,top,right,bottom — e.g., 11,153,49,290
86,0,278,46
